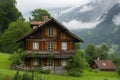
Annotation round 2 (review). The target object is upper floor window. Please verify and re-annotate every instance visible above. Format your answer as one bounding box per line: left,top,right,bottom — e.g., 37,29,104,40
33,42,39,50
33,26,38,29
48,28,54,36
62,42,67,51
48,42,54,51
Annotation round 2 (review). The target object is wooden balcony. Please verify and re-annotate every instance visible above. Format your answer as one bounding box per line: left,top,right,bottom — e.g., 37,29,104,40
25,50,76,58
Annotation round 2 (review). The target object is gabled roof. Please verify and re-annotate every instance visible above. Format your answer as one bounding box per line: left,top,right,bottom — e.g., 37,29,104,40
30,21,43,25
93,60,116,70
17,17,84,42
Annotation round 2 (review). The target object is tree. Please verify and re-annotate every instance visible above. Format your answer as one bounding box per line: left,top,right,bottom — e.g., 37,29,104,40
65,49,88,77
109,54,120,67
9,49,26,65
0,0,21,34
30,8,51,21
74,42,80,50
96,43,109,60
85,44,97,64
0,20,32,53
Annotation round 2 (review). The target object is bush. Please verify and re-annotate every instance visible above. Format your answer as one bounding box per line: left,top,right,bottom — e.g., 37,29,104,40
117,66,120,75
9,49,25,66
68,69,82,77
14,70,21,80
22,72,32,80
37,68,50,74
65,49,88,77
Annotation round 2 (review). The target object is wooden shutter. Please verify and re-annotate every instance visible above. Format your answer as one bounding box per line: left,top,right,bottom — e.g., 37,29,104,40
67,42,73,50
58,59,61,66
45,28,48,37
58,42,61,50
26,41,28,50
44,59,47,66
45,42,48,50
53,28,57,36
29,41,33,50
54,42,57,51
39,42,42,50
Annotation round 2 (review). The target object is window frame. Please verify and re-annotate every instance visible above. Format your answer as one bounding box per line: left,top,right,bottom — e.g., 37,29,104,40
48,59,53,66
62,42,67,51
48,42,54,51
48,28,54,36
33,42,39,50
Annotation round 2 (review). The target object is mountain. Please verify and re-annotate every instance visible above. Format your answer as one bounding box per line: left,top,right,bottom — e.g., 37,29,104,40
48,0,119,29
57,0,118,22
72,3,120,53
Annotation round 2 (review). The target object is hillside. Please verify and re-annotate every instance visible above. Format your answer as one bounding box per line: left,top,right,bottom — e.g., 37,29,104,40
0,53,11,69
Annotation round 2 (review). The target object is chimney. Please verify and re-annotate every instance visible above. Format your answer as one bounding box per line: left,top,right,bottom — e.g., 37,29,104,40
43,15,49,22
97,57,100,60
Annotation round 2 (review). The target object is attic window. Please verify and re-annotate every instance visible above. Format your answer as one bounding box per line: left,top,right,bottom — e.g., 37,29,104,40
48,28,54,36
33,26,38,29
103,63,106,66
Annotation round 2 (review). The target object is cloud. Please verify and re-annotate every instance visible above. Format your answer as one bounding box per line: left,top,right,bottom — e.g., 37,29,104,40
80,5,94,12
16,0,93,13
62,20,103,29
112,13,120,26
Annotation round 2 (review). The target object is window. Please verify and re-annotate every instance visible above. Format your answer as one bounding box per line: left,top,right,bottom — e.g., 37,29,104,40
33,58,39,66
48,59,53,66
33,42,39,50
48,42,54,51
33,26,37,29
62,42,67,51
54,59,61,66
48,28,53,36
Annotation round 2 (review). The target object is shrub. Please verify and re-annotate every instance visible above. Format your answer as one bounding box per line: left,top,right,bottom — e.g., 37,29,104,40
37,68,50,74
117,66,120,75
9,49,25,66
68,69,82,77
22,72,32,80
65,49,88,77
14,70,21,80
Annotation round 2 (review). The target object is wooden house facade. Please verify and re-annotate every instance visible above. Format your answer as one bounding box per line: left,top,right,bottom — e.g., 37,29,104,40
17,17,83,73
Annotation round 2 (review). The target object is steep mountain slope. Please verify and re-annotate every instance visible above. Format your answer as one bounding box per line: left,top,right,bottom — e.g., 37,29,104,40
72,3,120,52
48,0,119,30
49,0,118,22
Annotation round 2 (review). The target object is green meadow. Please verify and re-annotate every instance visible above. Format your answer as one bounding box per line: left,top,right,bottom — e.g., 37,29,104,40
0,53,120,80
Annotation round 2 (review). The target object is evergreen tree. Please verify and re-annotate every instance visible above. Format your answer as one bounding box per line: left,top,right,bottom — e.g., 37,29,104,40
30,8,51,21
85,44,97,64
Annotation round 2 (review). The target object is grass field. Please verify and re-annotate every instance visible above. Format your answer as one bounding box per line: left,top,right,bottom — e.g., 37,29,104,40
0,69,120,80
0,52,120,80
0,53,11,69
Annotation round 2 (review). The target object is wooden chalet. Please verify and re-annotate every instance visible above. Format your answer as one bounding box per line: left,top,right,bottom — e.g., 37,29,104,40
91,60,116,71
17,16,84,73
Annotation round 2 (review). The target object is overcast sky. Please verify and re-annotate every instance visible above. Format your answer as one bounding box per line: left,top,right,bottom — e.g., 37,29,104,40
16,0,93,13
